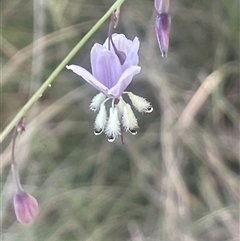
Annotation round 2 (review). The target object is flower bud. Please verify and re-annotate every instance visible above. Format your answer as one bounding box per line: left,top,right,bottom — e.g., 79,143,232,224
14,191,39,224
155,13,171,57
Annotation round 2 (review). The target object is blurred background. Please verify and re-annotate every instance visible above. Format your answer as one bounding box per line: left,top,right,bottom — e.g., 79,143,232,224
1,0,239,240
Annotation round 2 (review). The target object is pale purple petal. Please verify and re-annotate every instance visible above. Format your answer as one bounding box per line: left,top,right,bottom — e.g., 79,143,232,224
90,43,105,76
103,35,140,71
67,34,141,97
14,191,39,224
103,34,131,53
122,37,140,71
66,65,109,95
90,50,122,89
113,34,132,51
108,66,141,97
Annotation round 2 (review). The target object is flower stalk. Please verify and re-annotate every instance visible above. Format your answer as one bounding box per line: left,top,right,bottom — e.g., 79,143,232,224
11,119,39,224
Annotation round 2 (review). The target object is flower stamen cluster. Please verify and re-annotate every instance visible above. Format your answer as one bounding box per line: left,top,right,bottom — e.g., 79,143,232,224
91,92,152,142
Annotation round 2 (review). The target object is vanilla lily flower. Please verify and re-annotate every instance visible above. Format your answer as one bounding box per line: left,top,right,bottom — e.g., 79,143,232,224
67,34,153,142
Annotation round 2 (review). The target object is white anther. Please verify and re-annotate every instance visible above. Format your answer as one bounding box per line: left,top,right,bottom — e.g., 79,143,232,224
107,136,115,142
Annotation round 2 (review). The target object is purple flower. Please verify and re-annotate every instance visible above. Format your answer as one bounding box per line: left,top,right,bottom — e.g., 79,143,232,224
67,34,153,141
155,13,171,57
67,34,140,98
14,191,39,224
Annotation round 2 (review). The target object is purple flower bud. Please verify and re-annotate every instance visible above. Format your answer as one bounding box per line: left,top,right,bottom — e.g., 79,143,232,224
155,13,171,57
154,0,170,13
14,191,39,224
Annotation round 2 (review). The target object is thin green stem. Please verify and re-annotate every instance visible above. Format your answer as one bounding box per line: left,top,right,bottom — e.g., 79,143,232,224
0,0,125,143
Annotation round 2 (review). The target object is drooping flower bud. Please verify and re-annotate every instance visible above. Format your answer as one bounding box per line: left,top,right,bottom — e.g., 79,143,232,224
155,13,171,57
13,191,39,224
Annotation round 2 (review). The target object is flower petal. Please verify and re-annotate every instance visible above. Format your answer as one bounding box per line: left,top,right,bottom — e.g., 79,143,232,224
104,34,132,53
90,43,105,76
66,65,109,94
14,191,39,224
90,48,122,89
107,66,141,97
122,37,140,71
103,34,140,70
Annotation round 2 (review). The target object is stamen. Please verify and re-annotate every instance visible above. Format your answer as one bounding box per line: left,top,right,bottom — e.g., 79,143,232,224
116,97,126,116
122,104,138,132
105,107,121,140
90,93,106,112
94,103,107,135
127,92,153,113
